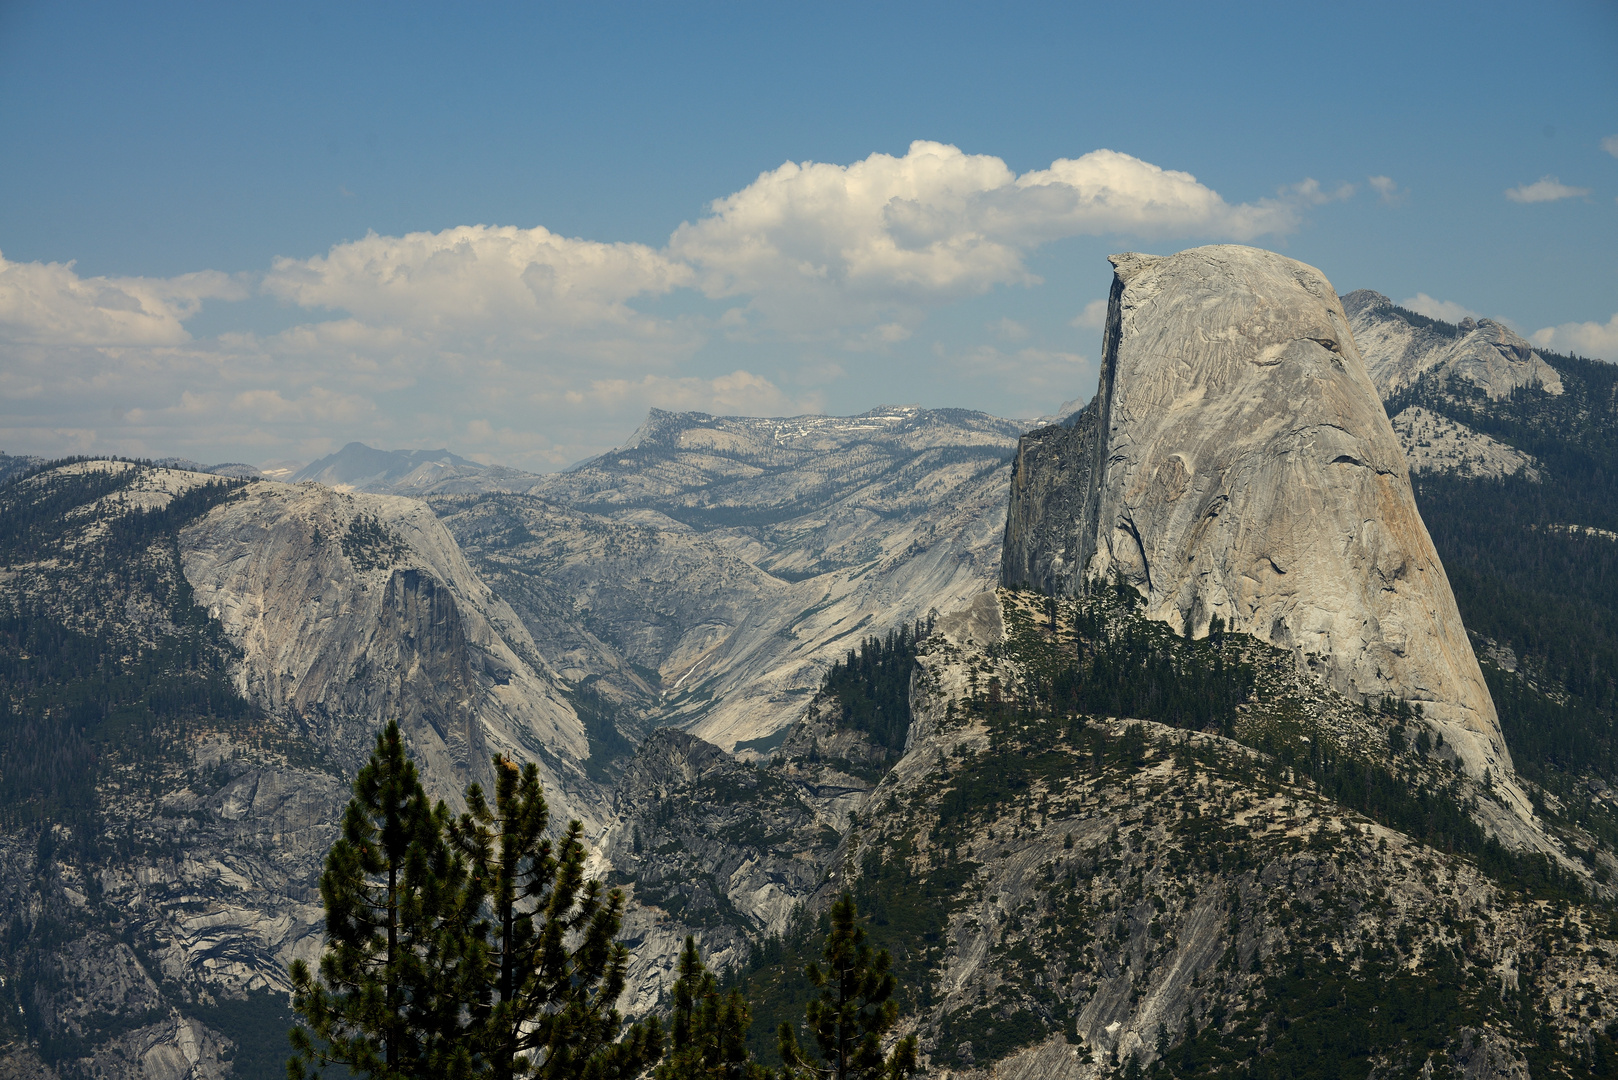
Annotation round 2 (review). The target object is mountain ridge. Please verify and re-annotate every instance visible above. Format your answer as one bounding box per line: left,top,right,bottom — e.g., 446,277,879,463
6,263,1618,1077
290,442,488,493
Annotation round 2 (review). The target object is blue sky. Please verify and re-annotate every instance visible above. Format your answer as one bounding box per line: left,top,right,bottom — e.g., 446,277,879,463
2,0,1614,470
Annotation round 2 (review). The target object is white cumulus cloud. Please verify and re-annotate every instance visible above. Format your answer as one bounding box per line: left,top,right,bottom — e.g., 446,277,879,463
1400,293,1481,325
669,141,1298,331
1010,150,1300,240
0,141,1360,468
1602,134,1618,159
0,250,246,346
1505,176,1591,203
1532,314,1618,362
263,224,692,337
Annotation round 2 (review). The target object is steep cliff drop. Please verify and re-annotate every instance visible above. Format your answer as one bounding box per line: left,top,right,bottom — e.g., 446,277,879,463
1000,402,1100,596
1006,245,1526,815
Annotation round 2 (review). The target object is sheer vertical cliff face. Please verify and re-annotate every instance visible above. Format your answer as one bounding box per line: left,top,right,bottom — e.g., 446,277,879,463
1000,404,1100,596
1011,245,1519,802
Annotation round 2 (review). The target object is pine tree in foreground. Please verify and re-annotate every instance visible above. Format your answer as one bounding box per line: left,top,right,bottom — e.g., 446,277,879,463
778,895,917,1080
655,936,769,1080
452,756,663,1080
289,733,662,1080
288,720,475,1080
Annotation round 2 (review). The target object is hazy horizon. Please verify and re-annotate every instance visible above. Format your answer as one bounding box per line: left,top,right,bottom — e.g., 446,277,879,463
3,1,1615,471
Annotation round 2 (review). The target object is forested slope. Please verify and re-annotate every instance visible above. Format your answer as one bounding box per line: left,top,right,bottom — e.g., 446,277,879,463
719,589,1618,1078
0,461,342,1080
1391,344,1618,868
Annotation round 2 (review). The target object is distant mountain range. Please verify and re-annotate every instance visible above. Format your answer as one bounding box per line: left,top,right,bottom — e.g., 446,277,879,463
3,261,1618,1080
289,442,490,491
427,406,1030,752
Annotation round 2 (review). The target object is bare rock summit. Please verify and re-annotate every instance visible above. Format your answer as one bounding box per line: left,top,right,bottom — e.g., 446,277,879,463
1342,289,1563,400
1009,245,1523,809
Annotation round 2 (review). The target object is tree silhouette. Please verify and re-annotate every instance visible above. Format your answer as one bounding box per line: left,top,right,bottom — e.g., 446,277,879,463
452,756,662,1080
291,737,663,1080
778,895,916,1080
655,936,767,1080
289,720,475,1079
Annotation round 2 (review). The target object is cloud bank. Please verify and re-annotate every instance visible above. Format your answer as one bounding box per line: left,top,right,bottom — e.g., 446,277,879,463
669,142,1298,333
0,252,246,345
1533,314,1618,363
263,225,692,338
0,142,1456,469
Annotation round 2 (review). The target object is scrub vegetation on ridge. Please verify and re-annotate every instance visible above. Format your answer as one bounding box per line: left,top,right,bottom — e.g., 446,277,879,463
728,584,1618,1078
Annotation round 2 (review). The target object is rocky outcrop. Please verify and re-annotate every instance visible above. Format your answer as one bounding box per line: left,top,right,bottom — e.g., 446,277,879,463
1000,404,1100,595
1390,405,1540,480
720,588,1614,1078
600,728,840,1011
177,481,603,827
1342,290,1563,400
1005,246,1519,806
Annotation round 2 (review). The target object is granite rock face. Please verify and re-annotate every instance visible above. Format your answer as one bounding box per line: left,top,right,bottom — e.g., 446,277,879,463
825,588,1612,1078
1007,246,1518,804
1390,405,1540,481
1000,404,1100,596
427,407,1027,751
177,481,603,827
1342,289,1563,401
0,464,615,1077
599,727,842,1012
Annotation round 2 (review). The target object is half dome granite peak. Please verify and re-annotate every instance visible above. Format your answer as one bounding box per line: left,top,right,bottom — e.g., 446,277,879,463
1006,244,1525,816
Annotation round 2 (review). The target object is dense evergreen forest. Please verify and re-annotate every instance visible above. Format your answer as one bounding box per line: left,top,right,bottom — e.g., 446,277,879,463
820,620,932,755
1007,584,1255,736
1395,347,1618,854
0,452,44,487
815,580,1584,901
0,463,261,827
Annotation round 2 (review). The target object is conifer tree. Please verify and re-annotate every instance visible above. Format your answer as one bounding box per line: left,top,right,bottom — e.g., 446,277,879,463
452,756,663,1080
290,738,663,1080
778,895,916,1080
289,721,475,1080
655,936,767,1080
